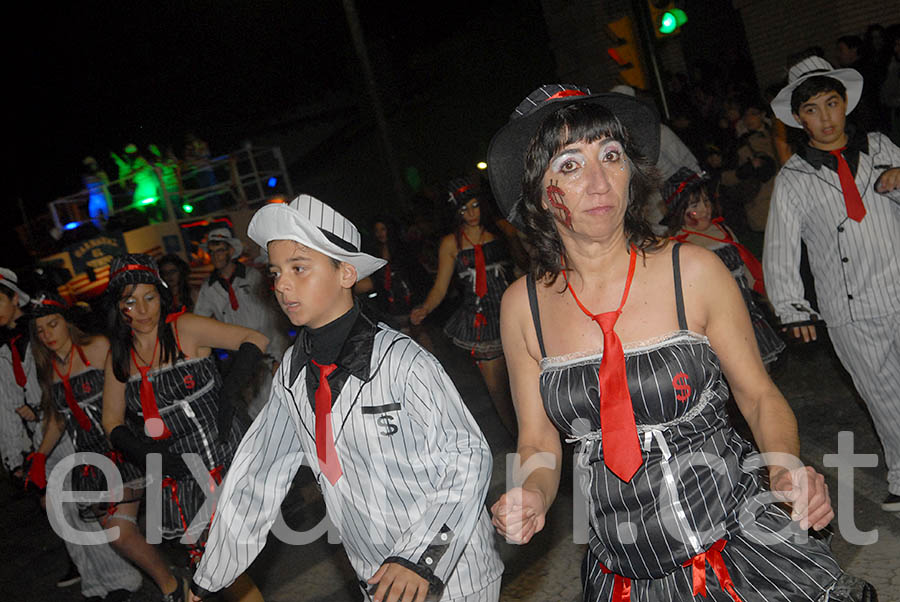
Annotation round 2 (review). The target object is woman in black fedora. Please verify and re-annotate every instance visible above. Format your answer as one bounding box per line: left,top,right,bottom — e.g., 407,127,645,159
487,85,873,600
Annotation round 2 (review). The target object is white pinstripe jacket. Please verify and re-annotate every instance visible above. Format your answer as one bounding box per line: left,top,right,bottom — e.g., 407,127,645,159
764,131,900,327
0,338,41,472
193,318,502,599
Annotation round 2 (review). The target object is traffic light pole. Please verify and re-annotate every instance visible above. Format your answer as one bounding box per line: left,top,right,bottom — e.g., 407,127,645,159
631,0,670,120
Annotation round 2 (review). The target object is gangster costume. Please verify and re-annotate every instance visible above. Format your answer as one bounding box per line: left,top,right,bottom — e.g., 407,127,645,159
765,57,900,502
192,194,503,600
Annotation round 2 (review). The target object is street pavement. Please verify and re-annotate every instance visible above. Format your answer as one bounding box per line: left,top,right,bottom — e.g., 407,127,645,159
3,326,899,601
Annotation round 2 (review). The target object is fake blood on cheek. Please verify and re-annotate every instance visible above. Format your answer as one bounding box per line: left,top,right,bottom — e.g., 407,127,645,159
546,182,573,229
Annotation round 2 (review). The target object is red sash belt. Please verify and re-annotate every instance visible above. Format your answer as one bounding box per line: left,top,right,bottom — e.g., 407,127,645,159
598,539,743,602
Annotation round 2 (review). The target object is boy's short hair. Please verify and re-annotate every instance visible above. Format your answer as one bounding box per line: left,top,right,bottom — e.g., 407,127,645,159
791,76,847,114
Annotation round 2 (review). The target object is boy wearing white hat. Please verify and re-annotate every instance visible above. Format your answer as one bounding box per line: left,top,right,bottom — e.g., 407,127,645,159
191,195,502,601
195,227,290,361
764,55,900,510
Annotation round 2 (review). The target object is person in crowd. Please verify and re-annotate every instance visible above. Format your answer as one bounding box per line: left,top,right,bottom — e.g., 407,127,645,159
487,84,874,600
158,254,195,313
195,227,289,418
410,177,519,436
661,168,784,367
82,156,113,229
190,193,503,602
101,254,267,601
354,215,432,350
718,97,779,233
194,227,289,360
609,85,702,233
766,56,900,511
0,269,82,590
27,291,144,602
881,25,900,144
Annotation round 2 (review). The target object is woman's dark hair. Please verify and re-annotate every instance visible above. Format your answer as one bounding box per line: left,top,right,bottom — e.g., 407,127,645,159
663,180,720,236
30,312,92,426
158,254,193,312
521,101,662,284
450,190,504,249
369,215,404,262
106,279,182,383
790,76,847,114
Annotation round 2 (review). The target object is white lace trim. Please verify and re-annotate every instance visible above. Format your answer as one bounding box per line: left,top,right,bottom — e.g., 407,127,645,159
539,330,709,371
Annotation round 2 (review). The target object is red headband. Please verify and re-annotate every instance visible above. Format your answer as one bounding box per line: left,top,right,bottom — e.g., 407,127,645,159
109,264,160,281
547,90,588,101
38,298,66,309
665,173,703,207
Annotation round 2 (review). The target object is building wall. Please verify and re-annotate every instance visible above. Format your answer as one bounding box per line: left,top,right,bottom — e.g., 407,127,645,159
735,0,891,90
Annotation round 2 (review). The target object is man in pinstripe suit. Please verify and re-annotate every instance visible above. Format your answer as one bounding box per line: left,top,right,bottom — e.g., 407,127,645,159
765,56,900,511
190,194,503,601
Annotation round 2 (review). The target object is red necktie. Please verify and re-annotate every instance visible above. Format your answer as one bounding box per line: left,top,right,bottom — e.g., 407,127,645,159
829,148,866,222
311,359,342,485
223,278,239,310
564,247,642,482
10,335,27,387
130,341,171,440
473,243,487,299
53,352,91,432
383,264,394,303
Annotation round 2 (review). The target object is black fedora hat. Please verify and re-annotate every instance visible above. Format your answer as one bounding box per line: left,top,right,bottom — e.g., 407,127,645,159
487,84,660,224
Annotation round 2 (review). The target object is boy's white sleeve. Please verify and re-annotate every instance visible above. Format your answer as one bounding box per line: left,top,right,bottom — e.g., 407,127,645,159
381,349,493,593
192,365,306,596
763,170,815,324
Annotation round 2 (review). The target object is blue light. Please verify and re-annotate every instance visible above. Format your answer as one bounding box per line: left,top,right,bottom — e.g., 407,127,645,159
267,177,278,188
64,221,80,230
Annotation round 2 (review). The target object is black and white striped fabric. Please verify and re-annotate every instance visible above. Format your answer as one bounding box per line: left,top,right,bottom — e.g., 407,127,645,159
0,342,42,472
123,355,246,540
828,316,900,496
707,243,784,365
528,253,850,599
443,239,512,359
763,131,900,327
194,326,503,600
52,367,143,490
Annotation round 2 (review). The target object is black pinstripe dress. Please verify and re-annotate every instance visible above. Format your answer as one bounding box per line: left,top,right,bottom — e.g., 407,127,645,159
528,247,856,601
123,355,246,540
51,367,143,491
443,239,513,359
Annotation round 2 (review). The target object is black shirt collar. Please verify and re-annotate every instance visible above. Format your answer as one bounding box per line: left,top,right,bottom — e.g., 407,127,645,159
208,261,246,286
798,125,868,175
289,302,376,387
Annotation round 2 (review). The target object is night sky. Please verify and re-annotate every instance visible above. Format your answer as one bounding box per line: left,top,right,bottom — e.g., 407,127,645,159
7,0,554,264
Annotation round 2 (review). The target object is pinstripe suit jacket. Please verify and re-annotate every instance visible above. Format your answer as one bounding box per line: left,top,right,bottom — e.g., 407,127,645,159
764,131,900,327
194,319,503,598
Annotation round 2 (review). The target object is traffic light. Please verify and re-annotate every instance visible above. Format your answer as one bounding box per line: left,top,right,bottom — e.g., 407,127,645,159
647,1,687,37
606,16,648,90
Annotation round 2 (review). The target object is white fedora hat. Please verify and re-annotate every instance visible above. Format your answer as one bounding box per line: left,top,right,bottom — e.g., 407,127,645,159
202,227,243,257
248,194,386,280
0,268,31,306
770,56,863,128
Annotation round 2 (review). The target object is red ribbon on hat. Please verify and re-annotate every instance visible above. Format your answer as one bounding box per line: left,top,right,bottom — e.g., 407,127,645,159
109,264,161,282
547,90,588,101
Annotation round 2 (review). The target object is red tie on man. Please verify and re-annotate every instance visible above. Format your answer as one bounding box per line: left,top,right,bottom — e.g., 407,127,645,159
829,148,866,222
223,277,239,310
311,359,342,485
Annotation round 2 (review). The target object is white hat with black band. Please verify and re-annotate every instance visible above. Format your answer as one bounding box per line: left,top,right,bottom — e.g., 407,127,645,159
0,268,31,306
770,56,863,128
248,194,386,280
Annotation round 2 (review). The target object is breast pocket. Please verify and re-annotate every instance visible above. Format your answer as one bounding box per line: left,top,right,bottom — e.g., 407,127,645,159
360,402,402,437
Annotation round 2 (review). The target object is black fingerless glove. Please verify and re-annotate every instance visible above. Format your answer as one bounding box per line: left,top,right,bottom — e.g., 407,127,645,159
109,425,187,477
218,342,264,442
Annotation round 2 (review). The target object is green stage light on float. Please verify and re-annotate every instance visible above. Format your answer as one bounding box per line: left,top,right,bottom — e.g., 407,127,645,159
182,203,195,214
139,196,158,205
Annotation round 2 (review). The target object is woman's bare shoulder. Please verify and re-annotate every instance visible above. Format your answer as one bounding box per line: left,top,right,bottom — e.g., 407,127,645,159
83,334,110,365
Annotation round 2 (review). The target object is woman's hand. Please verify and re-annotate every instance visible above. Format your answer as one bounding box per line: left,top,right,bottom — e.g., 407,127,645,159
770,465,834,531
409,306,428,326
490,487,547,544
15,405,37,421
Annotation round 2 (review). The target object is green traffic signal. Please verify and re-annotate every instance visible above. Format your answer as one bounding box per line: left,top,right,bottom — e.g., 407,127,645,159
659,8,687,34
